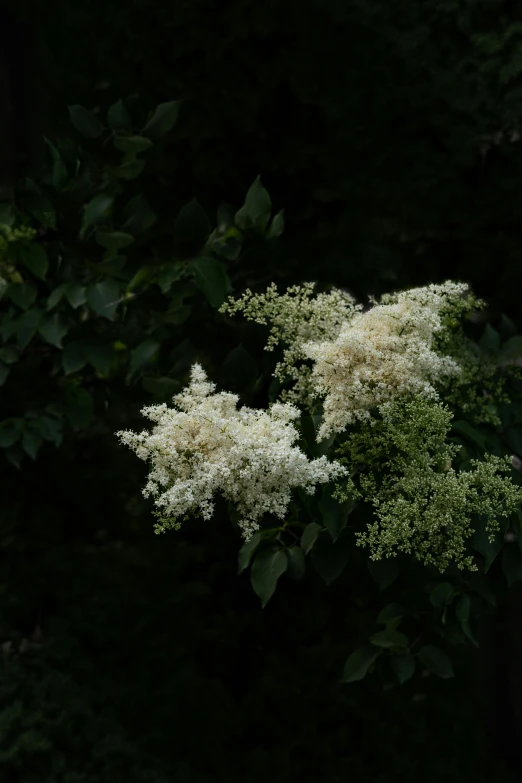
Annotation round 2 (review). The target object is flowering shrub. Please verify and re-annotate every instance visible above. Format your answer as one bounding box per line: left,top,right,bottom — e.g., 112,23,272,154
116,362,345,541
120,279,522,592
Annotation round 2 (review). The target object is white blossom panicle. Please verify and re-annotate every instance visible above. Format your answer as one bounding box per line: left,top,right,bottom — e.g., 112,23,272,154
116,363,346,541
220,282,362,406
303,281,472,440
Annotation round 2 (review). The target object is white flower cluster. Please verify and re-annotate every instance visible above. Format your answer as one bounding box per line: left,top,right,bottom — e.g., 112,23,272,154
220,282,362,406
116,363,346,540
303,282,471,440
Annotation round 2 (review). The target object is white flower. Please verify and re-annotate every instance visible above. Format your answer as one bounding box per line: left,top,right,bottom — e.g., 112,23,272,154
303,282,471,440
116,363,346,540
220,282,362,407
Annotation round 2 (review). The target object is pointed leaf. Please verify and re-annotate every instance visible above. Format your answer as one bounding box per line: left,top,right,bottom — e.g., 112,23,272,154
68,105,104,139
129,339,160,374
311,529,351,585
86,280,120,320
80,194,114,239
377,603,408,624
319,485,355,542
47,284,68,310
121,193,157,235
342,644,381,683
113,135,153,154
418,645,454,679
95,231,135,250
0,418,23,447
141,101,181,140
286,546,306,580
8,282,37,309
250,548,288,607
237,532,262,575
370,629,408,649
301,522,321,555
62,341,88,375
367,557,400,590
429,582,454,608
39,314,68,348
173,199,211,252
392,654,415,684
191,257,232,309
234,175,272,232
65,283,87,309
266,209,285,239
22,429,43,460
115,160,145,180
502,543,522,587
107,99,132,131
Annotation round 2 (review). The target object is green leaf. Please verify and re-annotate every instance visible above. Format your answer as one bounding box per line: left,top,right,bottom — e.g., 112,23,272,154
0,202,15,226
107,99,132,131
300,522,321,555
0,344,18,364
250,548,288,607
121,194,157,235
341,644,381,683
22,428,43,460
68,105,104,139
79,194,114,240
8,282,37,309
418,645,454,679
86,280,120,320
47,283,68,310
0,418,23,447
469,573,497,606
115,160,145,180
52,160,69,190
499,335,522,366
237,532,262,575
430,582,454,608
38,314,68,348
95,231,135,250
455,594,470,624
65,283,87,309
479,324,501,356
286,546,306,580
392,654,415,684
84,343,114,375
234,175,272,232
141,101,181,141
15,308,44,349
191,257,232,309
17,242,49,280
157,263,183,294
19,191,57,230
173,199,211,253
367,557,400,591
502,543,522,587
377,603,408,625
129,339,160,374
37,415,63,447
311,529,351,586
266,209,285,239
319,485,355,542
113,135,153,154
369,629,408,649
62,341,88,375
470,516,508,572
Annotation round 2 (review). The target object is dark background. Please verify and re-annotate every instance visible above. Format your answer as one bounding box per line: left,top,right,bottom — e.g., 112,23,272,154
2,1,522,780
